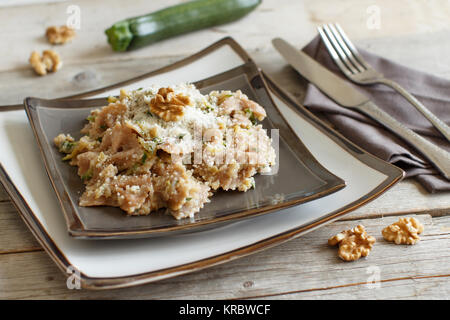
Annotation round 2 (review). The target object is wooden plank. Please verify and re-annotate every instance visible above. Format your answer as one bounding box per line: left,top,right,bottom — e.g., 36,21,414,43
256,276,449,300
0,55,179,105
0,214,448,299
2,0,450,73
0,202,42,253
303,0,450,40
344,179,450,219
0,0,308,73
0,0,67,8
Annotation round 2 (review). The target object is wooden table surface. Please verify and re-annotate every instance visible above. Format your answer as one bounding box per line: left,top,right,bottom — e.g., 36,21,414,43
1,0,449,299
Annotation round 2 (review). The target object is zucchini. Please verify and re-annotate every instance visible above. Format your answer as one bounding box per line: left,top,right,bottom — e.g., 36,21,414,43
105,0,261,52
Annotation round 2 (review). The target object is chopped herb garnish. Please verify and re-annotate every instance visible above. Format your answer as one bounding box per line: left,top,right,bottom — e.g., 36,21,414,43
147,144,155,153
152,137,162,145
141,152,148,164
100,124,107,130
59,140,76,153
137,87,143,91
243,108,258,125
204,103,214,112
145,111,153,117
86,115,96,122
81,168,93,182
178,134,185,139
185,197,192,201
139,137,155,154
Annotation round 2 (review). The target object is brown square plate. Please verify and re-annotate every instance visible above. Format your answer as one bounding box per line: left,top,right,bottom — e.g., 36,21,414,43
24,61,345,239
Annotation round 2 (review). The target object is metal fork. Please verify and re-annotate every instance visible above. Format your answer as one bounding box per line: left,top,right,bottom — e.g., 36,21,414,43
318,23,450,142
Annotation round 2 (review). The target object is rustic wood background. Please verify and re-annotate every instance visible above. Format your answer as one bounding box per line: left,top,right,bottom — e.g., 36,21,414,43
0,0,449,299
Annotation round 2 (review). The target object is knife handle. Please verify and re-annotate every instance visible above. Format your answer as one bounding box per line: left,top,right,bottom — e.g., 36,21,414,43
378,78,450,142
356,101,450,180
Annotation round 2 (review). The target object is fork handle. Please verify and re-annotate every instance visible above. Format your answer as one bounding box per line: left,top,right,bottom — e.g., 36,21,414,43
378,78,450,142
356,101,450,180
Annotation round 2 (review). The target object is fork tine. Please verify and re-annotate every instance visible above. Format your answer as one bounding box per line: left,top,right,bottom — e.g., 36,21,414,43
317,26,354,76
317,26,352,75
334,23,371,69
321,24,359,74
328,23,365,72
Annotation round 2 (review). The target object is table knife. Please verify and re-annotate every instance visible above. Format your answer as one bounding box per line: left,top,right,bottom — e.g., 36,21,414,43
272,37,450,180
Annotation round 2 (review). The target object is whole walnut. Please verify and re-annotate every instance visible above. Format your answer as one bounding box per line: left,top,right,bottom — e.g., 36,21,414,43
382,217,424,245
148,87,191,122
328,225,376,262
46,25,76,44
29,50,62,76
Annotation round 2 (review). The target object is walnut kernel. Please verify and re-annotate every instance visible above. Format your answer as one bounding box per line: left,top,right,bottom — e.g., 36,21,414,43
149,87,191,122
46,25,76,44
382,217,424,245
328,225,376,262
29,50,62,76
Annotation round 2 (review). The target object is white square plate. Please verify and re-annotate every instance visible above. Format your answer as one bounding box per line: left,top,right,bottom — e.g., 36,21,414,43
0,37,403,289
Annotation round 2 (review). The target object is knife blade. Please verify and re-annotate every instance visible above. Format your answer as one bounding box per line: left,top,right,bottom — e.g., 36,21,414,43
273,38,369,107
272,37,450,180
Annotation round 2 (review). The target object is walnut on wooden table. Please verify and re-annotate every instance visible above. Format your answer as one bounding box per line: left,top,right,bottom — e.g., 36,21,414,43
149,87,191,122
45,25,76,44
29,50,62,76
382,217,424,245
328,225,376,262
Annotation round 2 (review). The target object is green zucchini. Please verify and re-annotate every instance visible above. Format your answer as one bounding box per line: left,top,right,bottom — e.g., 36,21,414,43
105,0,261,52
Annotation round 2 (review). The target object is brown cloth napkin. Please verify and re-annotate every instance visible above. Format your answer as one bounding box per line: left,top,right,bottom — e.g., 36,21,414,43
302,36,450,193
